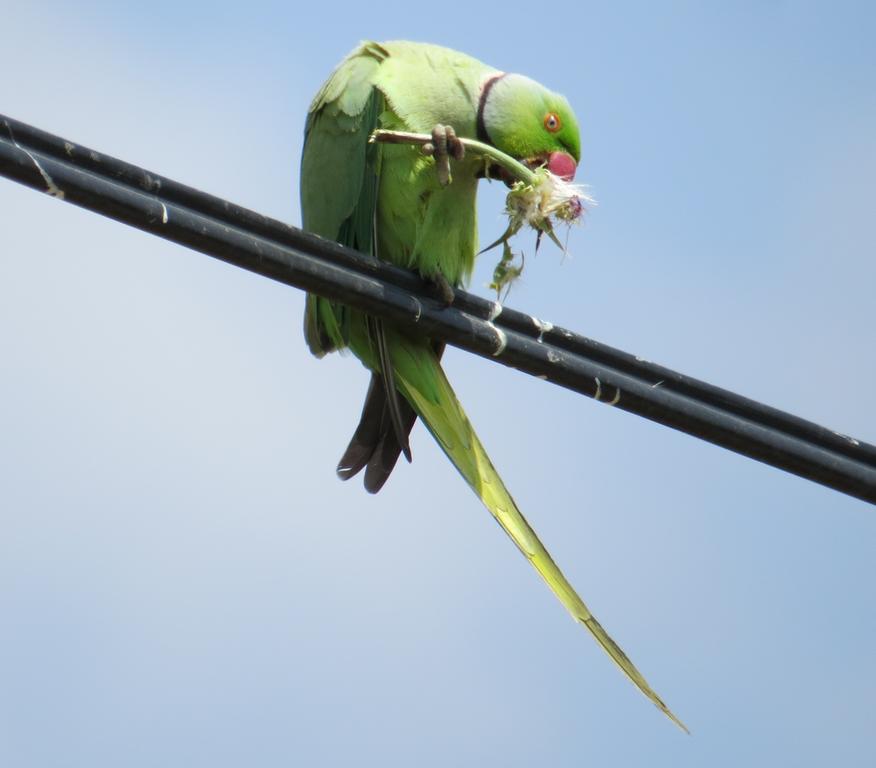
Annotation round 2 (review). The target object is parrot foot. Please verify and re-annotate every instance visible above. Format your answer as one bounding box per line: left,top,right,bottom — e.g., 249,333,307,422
421,124,465,187
428,272,455,306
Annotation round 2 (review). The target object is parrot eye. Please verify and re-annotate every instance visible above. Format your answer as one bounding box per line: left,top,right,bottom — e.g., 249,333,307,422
543,112,561,133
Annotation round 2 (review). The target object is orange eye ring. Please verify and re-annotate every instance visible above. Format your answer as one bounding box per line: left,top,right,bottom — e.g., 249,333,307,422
543,112,562,133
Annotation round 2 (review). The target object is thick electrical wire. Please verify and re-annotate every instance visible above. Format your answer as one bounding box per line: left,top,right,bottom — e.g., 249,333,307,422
1,114,873,504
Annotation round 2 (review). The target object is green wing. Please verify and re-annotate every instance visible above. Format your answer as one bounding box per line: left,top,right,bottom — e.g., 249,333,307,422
300,42,387,356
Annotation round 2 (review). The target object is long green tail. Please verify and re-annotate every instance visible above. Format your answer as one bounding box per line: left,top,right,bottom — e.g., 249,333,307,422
388,329,688,732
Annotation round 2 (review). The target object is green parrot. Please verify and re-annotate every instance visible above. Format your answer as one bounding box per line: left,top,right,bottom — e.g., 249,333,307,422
300,40,685,731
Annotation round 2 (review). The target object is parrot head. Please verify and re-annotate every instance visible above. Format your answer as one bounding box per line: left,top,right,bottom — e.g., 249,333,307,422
478,73,581,182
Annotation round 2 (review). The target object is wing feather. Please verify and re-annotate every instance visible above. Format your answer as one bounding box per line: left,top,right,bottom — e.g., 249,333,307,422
300,43,386,354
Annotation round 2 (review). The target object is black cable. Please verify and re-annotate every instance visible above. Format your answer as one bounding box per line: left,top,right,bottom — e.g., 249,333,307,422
1,113,874,504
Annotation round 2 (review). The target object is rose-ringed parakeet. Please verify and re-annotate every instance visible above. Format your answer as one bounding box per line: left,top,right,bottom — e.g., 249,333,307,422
300,40,685,730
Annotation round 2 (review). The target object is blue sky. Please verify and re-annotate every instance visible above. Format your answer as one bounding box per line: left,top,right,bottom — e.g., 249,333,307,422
1,2,875,766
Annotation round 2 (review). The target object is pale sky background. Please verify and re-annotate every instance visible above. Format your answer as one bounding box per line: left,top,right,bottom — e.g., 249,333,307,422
1,2,875,766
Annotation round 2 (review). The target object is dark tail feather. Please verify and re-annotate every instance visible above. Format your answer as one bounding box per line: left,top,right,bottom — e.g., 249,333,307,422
371,317,412,463
336,374,387,480
361,341,445,493
335,372,418,493
336,343,445,492
364,400,418,494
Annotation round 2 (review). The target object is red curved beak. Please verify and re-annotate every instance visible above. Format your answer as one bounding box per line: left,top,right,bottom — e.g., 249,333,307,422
547,151,577,181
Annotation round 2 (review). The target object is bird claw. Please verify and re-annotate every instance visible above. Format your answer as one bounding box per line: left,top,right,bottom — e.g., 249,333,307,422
429,272,455,306
421,124,464,187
